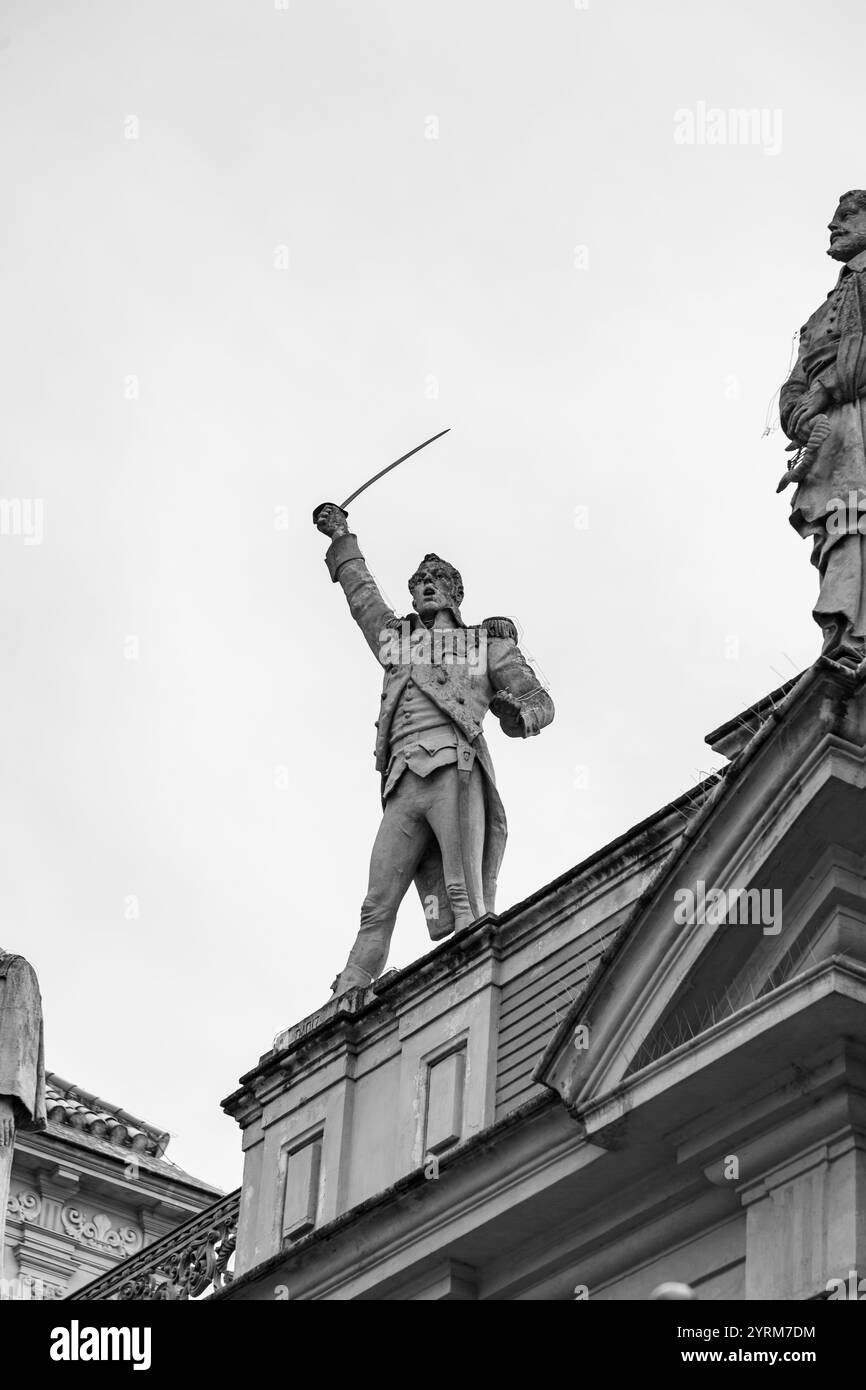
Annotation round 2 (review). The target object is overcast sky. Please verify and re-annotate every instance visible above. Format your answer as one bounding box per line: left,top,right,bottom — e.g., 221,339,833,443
1,0,862,1192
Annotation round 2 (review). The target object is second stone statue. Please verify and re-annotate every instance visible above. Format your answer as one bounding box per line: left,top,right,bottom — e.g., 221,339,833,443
779,190,866,660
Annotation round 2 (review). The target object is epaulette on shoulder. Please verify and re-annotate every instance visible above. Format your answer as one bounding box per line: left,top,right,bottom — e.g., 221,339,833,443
481,616,518,642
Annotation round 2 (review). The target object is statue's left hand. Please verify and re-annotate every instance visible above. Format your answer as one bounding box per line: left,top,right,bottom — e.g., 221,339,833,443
0,1097,14,1148
491,689,533,737
788,382,830,443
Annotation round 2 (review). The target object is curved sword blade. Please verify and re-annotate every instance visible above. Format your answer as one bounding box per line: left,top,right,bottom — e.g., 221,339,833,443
339,428,451,510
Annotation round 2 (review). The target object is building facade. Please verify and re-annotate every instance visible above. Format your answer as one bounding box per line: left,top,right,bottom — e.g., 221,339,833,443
3,1072,220,1299
77,657,866,1300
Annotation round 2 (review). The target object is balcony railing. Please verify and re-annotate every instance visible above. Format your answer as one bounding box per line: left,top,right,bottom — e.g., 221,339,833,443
67,1188,240,1301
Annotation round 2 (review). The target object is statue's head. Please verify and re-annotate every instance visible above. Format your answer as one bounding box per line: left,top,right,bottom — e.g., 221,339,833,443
828,190,866,262
408,553,464,620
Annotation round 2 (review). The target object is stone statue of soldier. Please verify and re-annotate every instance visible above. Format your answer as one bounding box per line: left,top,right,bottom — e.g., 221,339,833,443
0,949,46,1271
779,190,866,660
315,503,554,995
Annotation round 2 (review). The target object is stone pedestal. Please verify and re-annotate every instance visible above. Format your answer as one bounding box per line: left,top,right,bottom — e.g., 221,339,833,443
223,920,501,1282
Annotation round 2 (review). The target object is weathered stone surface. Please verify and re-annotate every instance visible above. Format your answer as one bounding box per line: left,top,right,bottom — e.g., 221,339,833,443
217,664,866,1299
314,505,553,994
220,774,703,1290
3,1068,222,1298
779,191,866,660
0,948,46,1271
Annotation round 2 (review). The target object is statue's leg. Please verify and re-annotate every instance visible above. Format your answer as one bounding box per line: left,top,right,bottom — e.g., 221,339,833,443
851,531,866,651
0,1132,14,1280
461,766,486,916
332,775,430,992
425,765,485,932
813,528,866,659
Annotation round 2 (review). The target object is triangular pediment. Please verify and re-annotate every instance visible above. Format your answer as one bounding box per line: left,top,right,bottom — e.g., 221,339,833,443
625,846,866,1076
536,658,866,1131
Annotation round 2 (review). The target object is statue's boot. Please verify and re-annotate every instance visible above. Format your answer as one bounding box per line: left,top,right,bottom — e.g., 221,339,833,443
427,916,475,942
427,916,455,942
821,616,865,667
330,964,374,997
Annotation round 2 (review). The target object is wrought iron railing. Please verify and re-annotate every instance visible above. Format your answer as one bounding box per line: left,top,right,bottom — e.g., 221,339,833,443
67,1188,240,1301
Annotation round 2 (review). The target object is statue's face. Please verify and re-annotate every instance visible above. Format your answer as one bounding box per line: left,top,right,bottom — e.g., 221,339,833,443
828,198,866,262
410,564,456,618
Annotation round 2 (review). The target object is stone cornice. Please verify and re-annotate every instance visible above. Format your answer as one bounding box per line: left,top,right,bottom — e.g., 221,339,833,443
211,1092,565,1300
575,958,866,1140
14,1131,221,1212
